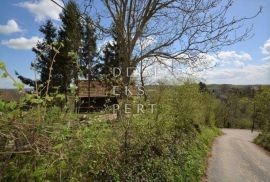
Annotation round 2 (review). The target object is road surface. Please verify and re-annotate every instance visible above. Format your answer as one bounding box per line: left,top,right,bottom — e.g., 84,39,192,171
207,129,270,182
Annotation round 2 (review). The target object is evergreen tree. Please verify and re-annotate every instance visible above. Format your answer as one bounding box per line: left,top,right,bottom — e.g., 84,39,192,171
98,42,119,76
17,20,58,93
80,16,97,79
56,0,82,95
95,25,121,86
94,41,121,88
36,20,58,90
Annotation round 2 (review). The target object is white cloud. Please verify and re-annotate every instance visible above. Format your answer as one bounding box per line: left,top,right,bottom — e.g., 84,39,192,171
261,38,270,55
133,50,269,84
262,56,270,61
185,51,251,68
17,0,63,21
139,36,156,50
198,63,270,84
0,19,22,34
1,36,42,50
234,60,245,68
97,39,114,53
169,51,252,69
217,51,252,66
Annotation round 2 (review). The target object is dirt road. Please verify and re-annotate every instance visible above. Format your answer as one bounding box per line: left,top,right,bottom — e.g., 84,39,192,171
207,129,270,182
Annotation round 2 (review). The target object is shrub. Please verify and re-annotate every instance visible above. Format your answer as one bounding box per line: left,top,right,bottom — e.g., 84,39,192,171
0,83,221,181
255,133,270,151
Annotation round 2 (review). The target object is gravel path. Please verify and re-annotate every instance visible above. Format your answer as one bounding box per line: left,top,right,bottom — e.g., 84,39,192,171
207,129,270,182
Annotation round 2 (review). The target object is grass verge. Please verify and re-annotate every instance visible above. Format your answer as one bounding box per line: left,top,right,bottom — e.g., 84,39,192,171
180,127,221,181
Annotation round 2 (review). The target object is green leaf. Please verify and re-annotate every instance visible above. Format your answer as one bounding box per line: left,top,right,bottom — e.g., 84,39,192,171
1,72,8,78
45,96,53,102
56,94,65,101
0,61,6,70
53,143,63,150
31,98,43,104
13,81,24,91
32,166,46,178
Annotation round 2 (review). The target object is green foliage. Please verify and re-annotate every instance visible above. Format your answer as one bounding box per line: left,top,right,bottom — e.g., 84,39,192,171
0,61,9,79
80,15,97,79
180,127,221,181
13,81,25,92
56,0,83,94
1,72,8,78
214,91,254,129
152,83,218,128
16,0,97,97
254,87,270,131
254,87,270,150
0,100,17,111
255,133,270,150
16,20,58,89
0,83,221,181
0,61,6,71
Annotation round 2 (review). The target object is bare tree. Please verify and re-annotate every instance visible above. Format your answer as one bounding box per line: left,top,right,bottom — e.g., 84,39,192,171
138,39,155,101
90,0,261,86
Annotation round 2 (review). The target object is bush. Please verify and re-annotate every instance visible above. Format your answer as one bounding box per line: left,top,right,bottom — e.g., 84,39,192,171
255,133,270,151
0,100,17,112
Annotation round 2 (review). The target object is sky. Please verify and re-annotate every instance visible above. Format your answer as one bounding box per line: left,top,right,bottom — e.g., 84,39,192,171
0,0,270,88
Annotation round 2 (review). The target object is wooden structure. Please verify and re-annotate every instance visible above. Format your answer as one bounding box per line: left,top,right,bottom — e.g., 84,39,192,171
77,80,139,98
76,80,139,112
76,80,116,112
77,80,109,98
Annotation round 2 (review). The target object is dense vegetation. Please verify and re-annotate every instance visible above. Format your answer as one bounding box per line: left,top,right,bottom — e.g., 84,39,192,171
207,84,270,150
208,84,263,129
2,84,270,180
0,82,221,181
254,87,270,150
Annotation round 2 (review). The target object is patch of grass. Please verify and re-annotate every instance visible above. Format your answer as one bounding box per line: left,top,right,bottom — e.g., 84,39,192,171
180,127,221,181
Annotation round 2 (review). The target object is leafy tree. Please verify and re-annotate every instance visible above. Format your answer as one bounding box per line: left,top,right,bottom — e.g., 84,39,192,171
254,87,270,150
255,87,270,131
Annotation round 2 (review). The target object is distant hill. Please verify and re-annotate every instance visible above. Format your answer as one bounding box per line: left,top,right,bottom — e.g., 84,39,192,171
207,84,270,98
0,88,32,102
